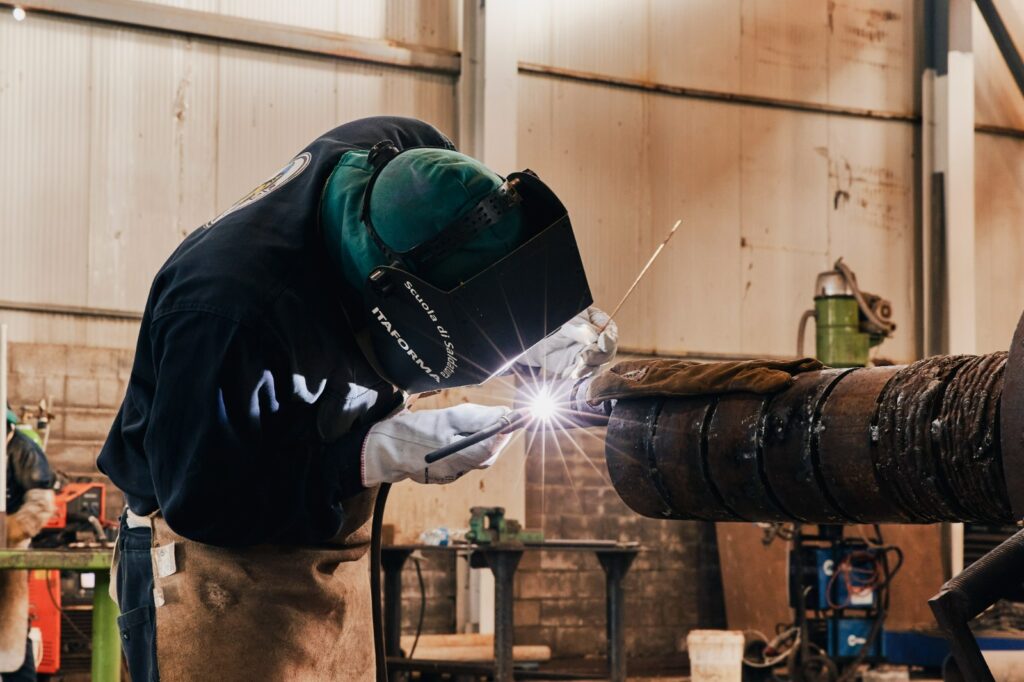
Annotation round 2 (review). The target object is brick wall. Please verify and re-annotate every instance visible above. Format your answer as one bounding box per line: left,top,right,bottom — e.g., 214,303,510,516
399,552,457,636
8,342,130,520
513,426,726,660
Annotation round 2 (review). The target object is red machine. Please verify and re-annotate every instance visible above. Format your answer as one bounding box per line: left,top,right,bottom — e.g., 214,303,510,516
27,570,61,674
44,482,106,530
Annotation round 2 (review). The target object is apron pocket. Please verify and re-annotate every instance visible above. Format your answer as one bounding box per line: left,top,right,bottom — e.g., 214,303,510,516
117,605,158,682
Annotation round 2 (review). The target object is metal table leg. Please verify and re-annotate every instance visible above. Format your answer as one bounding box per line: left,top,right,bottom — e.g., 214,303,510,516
92,570,121,682
484,549,523,682
596,550,637,682
381,548,413,666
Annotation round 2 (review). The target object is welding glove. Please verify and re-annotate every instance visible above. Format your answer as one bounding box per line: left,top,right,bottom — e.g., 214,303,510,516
362,404,513,486
516,306,619,379
586,357,825,402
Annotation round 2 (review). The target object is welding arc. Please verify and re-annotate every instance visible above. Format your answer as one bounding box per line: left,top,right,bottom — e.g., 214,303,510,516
423,408,529,463
600,218,681,332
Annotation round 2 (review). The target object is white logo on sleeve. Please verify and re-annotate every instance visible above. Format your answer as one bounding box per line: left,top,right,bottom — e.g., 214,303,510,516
207,152,312,227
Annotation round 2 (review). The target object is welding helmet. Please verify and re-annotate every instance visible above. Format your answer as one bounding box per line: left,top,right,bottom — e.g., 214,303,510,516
354,141,592,393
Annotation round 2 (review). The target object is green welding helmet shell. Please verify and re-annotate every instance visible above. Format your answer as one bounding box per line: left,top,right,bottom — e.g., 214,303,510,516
360,140,593,393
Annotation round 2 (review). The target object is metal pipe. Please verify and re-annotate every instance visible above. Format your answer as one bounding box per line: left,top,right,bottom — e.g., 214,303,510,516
605,352,1014,524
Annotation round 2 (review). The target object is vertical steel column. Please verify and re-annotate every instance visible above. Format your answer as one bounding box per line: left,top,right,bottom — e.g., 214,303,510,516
381,548,412,666
597,550,638,682
923,0,975,578
485,549,522,682
91,571,121,681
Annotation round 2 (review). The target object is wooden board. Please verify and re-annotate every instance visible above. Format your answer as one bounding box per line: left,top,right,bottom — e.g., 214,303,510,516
717,523,943,632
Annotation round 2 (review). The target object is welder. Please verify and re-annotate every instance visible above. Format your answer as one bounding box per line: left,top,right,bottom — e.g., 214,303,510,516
0,409,55,682
97,116,617,681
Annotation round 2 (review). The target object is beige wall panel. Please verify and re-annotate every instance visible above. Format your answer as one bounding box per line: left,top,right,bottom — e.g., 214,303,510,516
132,0,217,10
336,63,457,142
215,48,339,212
519,1,914,114
0,15,92,307
336,1,459,52
218,0,337,34
0,14,458,346
974,2,1024,130
970,2,1024,130
648,0,743,93
0,312,141,349
132,0,460,50
825,0,918,115
642,96,743,353
517,76,648,348
517,0,744,92
738,105,830,357
87,27,219,311
976,132,1024,353
741,245,829,356
740,107,830,253
520,73,916,357
826,117,916,362
739,0,831,107
518,0,649,81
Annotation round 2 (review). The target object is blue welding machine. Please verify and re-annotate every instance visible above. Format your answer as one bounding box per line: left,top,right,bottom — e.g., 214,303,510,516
828,618,885,659
806,547,879,611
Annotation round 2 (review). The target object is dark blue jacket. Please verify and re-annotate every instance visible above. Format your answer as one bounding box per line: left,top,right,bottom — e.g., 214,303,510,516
98,117,454,546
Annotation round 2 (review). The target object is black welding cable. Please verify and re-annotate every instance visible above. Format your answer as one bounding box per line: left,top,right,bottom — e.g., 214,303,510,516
371,482,391,682
410,555,426,659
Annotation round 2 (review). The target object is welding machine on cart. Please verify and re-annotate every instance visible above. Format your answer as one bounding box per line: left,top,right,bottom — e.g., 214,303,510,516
787,524,903,680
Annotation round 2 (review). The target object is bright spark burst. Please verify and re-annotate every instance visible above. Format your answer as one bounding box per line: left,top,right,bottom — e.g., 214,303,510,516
527,387,558,421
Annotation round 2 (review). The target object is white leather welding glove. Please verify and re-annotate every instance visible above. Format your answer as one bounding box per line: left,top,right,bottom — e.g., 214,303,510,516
361,404,513,486
516,306,618,379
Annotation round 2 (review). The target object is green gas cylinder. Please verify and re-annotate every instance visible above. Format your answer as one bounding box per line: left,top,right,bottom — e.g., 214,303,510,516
810,265,892,368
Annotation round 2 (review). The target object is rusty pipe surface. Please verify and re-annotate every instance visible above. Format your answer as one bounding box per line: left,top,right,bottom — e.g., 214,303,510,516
605,351,1016,525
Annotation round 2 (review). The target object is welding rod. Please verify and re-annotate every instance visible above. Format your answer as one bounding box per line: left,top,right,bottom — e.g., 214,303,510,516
600,218,681,332
424,408,530,463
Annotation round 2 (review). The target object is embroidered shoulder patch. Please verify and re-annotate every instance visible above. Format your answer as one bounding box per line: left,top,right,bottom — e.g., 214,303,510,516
207,151,312,227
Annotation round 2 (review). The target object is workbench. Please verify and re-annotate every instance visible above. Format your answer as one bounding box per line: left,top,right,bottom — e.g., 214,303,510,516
0,548,118,681
382,542,640,682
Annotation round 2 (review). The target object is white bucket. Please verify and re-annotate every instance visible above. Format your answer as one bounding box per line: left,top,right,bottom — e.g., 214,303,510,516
686,629,745,682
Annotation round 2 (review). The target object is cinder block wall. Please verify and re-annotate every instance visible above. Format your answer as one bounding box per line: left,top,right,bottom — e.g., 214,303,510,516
8,342,129,520
513,426,726,659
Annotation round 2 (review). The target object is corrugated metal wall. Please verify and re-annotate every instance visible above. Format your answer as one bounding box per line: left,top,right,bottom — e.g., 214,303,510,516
3,0,1024,359
517,0,920,361
0,2,458,347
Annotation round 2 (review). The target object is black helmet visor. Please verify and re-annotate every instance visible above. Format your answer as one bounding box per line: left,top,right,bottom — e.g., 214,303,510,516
362,171,592,393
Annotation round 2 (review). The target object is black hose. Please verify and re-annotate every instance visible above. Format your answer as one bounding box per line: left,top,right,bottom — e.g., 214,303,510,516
372,482,391,682
410,556,426,659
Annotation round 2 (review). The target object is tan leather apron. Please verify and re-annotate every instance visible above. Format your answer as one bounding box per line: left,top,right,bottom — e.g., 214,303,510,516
142,488,378,682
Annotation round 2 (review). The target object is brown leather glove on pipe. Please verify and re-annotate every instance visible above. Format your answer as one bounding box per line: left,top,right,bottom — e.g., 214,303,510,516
586,357,825,402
